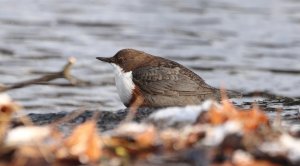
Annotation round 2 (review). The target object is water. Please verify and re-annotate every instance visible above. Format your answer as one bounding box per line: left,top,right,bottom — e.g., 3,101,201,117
0,0,299,127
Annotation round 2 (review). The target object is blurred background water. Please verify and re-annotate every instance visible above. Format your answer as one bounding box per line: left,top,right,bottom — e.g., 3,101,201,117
0,0,299,123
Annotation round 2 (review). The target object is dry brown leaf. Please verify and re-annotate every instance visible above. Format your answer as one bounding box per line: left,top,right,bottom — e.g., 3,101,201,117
0,93,21,143
103,123,157,158
160,126,205,151
12,146,51,166
60,120,101,163
206,100,269,132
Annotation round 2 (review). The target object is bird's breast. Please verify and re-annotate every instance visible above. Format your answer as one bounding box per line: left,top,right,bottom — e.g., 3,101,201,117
111,64,135,106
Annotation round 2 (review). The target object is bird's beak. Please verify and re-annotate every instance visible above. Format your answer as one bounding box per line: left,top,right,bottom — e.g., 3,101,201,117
96,57,114,63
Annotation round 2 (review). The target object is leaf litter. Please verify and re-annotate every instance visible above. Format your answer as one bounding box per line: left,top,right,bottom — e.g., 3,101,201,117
0,93,300,166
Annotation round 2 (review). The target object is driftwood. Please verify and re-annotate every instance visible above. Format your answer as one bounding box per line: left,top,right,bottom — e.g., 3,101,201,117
0,57,84,92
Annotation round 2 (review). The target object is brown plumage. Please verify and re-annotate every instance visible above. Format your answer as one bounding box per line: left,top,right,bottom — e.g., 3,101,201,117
97,49,240,107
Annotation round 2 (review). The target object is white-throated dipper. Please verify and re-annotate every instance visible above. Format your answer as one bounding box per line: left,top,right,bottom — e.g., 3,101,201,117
97,49,239,107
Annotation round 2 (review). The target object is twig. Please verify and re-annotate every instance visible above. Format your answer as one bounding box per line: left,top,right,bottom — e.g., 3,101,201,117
50,107,87,127
0,57,84,92
123,95,144,123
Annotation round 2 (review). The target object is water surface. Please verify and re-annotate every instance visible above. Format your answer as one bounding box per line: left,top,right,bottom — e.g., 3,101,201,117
0,0,299,127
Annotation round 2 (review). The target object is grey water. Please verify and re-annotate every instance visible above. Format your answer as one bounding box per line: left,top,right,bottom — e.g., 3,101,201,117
0,0,299,127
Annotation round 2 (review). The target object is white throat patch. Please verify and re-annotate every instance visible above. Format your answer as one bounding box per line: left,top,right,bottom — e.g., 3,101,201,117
111,64,135,105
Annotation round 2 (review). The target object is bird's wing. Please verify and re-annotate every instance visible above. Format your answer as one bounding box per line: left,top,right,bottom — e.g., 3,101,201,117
132,66,215,96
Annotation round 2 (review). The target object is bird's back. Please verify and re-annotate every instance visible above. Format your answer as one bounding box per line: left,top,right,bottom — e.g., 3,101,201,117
132,56,225,107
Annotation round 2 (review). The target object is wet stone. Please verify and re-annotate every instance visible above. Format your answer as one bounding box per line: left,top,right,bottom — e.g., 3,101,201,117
22,108,157,132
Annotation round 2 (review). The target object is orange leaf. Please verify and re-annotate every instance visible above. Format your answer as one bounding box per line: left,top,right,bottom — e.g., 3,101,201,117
64,120,101,163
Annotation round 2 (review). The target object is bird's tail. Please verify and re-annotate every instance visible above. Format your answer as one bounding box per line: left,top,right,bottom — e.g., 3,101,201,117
226,89,242,99
212,88,242,100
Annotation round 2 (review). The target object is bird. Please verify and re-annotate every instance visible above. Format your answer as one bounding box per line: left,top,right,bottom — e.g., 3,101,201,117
96,49,240,108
